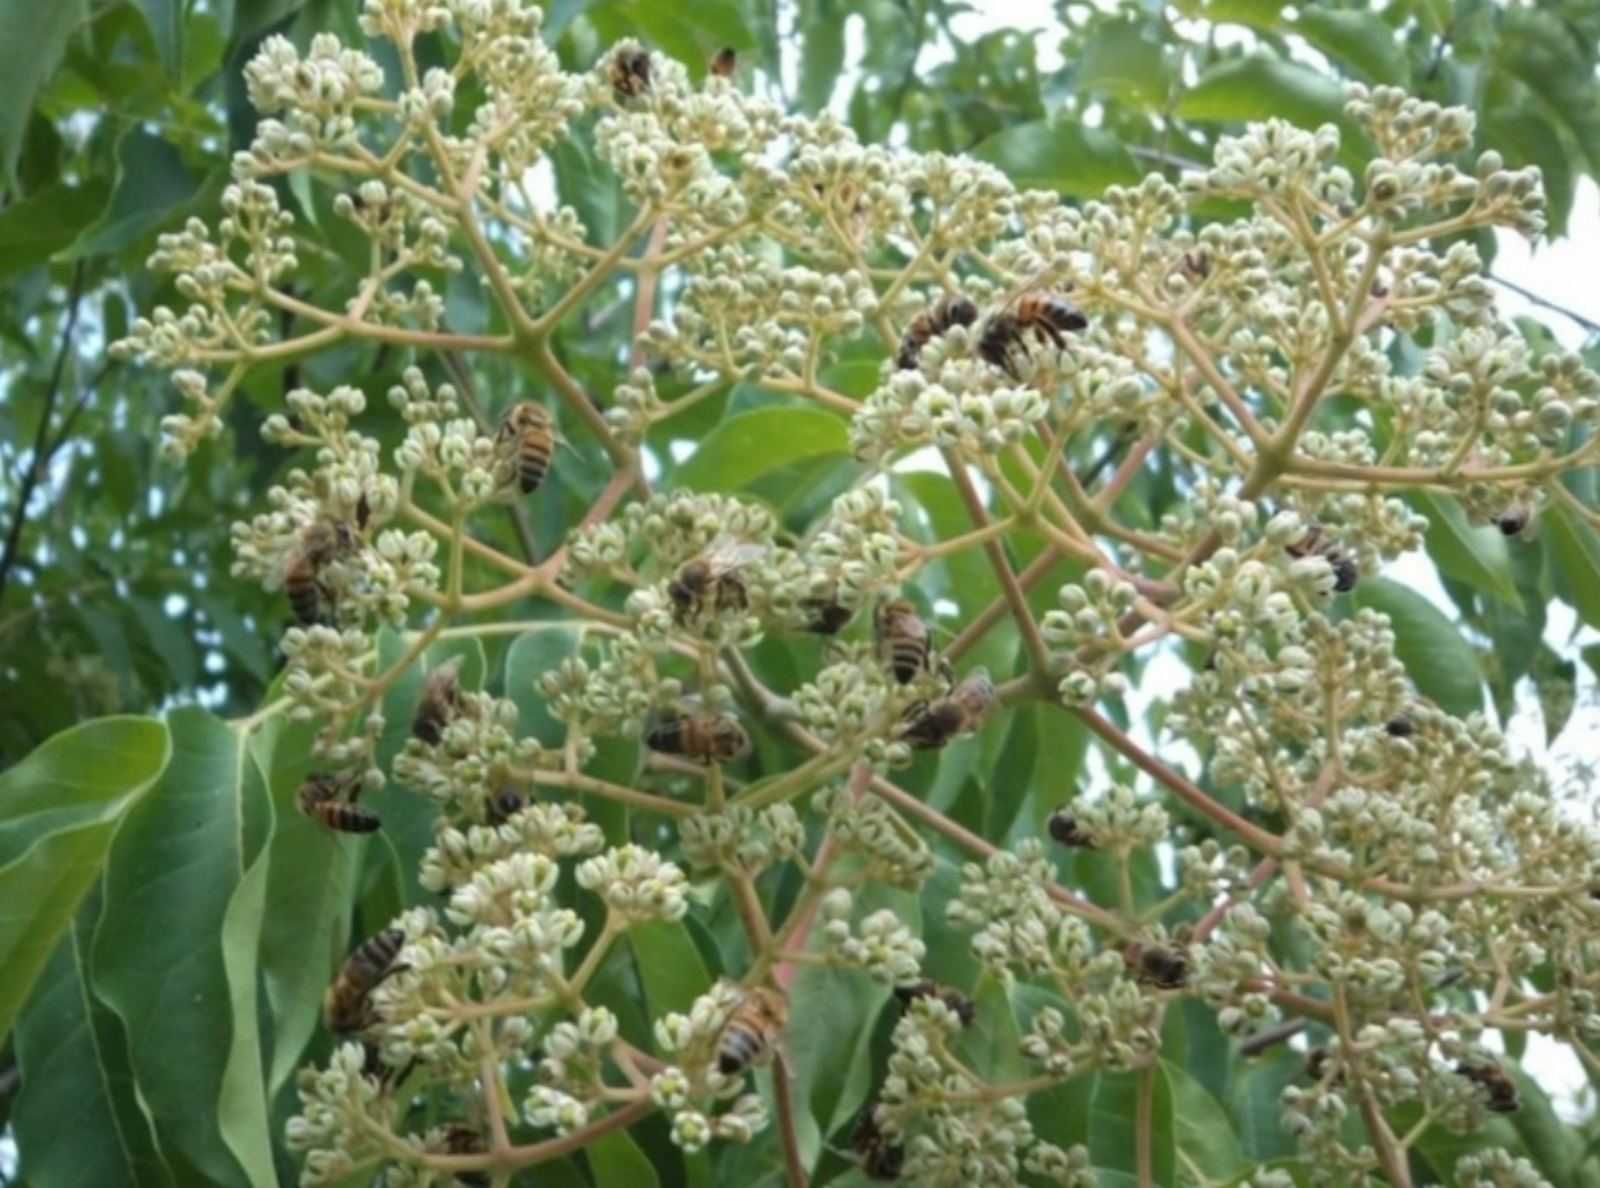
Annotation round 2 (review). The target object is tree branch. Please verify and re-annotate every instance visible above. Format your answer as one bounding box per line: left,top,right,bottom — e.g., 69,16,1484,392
0,261,87,605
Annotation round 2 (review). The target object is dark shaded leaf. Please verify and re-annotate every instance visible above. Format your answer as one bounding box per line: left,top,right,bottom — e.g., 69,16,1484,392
1353,577,1484,718
0,0,89,187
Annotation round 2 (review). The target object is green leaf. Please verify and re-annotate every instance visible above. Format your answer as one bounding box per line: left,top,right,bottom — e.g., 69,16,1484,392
1229,1049,1300,1160
68,127,205,258
13,886,175,1188
1412,492,1522,609
92,707,269,1188
1175,56,1348,132
504,624,584,748
1352,578,1484,718
1089,1069,1175,1183
587,1129,661,1188
133,0,182,79
1292,8,1409,85
630,919,713,1018
0,177,112,279
970,120,1141,200
1074,19,1173,109
0,715,169,1043
252,714,365,1096
1545,502,1600,632
674,407,849,492
1165,1060,1247,1181
797,0,843,113
0,0,89,187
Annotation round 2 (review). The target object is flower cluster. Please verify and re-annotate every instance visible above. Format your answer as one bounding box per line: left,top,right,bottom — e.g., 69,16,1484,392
108,1,1600,1184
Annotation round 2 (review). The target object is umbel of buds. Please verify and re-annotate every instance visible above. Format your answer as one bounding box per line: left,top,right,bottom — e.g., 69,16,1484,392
106,1,1600,1184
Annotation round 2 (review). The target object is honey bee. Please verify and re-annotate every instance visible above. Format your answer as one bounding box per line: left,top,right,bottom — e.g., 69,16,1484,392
646,712,750,764
895,293,979,370
667,537,765,624
1125,943,1188,989
609,47,651,99
799,591,854,635
1285,525,1358,593
850,1104,905,1182
977,291,1088,379
495,401,555,495
709,47,737,77
1045,809,1095,849
1180,250,1211,281
324,928,407,1034
284,519,355,627
486,787,524,826
874,598,932,684
1457,1062,1519,1113
1495,502,1532,537
1305,1046,1342,1085
413,656,465,746
297,771,379,834
900,668,994,750
716,985,788,1075
1383,714,1415,738
893,980,976,1027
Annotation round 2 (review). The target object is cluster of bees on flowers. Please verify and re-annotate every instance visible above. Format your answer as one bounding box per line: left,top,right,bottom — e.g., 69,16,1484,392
247,36,1560,1183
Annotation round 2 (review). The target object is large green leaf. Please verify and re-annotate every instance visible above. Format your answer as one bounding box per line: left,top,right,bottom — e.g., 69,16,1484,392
1166,1060,1247,1181
970,120,1141,200
631,919,713,1018
1353,578,1484,718
1175,55,1350,137
1089,1068,1175,1183
1292,7,1409,86
1545,502,1600,632
251,714,364,1096
504,624,584,748
133,0,183,79
0,0,89,187
13,886,175,1188
68,127,205,259
1074,19,1173,110
797,0,844,113
92,707,272,1188
587,1130,661,1188
0,177,112,279
0,715,170,1043
673,406,849,492
1412,492,1522,610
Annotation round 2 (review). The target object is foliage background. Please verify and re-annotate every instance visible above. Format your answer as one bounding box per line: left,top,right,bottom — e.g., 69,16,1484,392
3,0,1600,1185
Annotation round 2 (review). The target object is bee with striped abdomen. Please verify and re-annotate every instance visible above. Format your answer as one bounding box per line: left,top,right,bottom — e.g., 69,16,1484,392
297,771,379,834
609,47,651,99
900,667,994,750
668,536,765,625
412,656,465,746
496,401,555,495
283,519,356,627
895,293,979,371
874,598,931,684
646,711,750,765
716,985,788,1075
1125,942,1188,989
324,928,407,1034
977,291,1087,379
1458,1062,1519,1113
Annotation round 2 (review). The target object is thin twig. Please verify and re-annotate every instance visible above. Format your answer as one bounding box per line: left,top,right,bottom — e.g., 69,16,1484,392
0,261,88,605
1488,272,1600,335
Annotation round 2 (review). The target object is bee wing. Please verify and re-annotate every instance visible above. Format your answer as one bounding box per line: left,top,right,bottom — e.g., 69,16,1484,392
704,536,767,574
